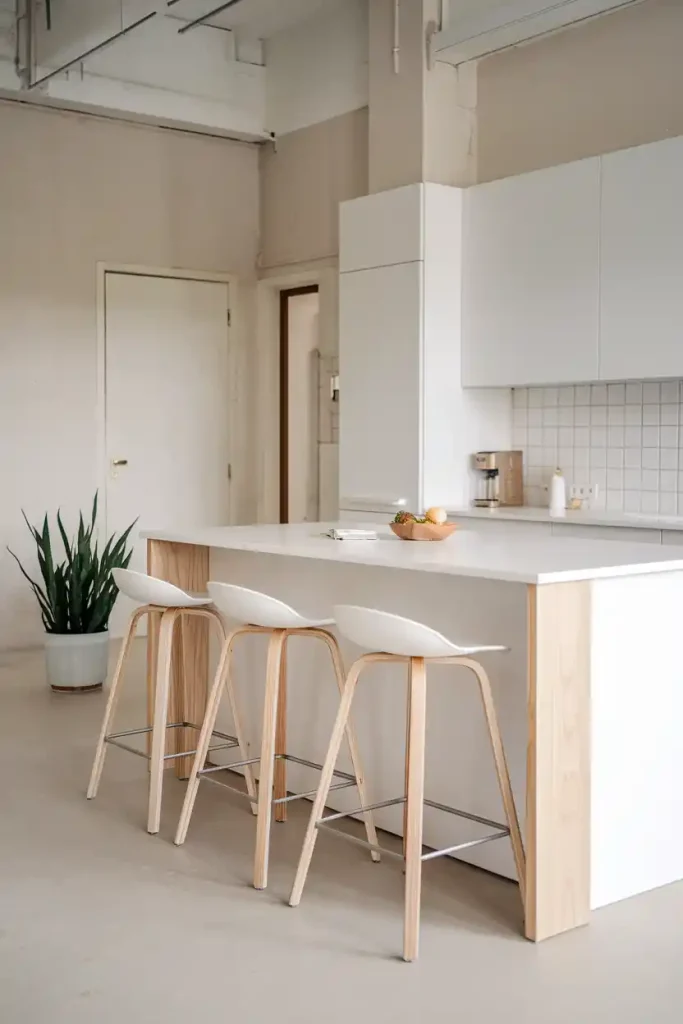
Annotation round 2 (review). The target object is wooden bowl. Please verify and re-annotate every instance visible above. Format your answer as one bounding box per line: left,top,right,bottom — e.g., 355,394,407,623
390,521,458,542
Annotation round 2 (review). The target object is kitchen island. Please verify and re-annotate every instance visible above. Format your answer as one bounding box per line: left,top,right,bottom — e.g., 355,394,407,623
143,522,683,943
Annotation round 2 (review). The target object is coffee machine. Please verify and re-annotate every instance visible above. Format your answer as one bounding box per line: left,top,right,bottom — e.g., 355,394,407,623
473,451,523,508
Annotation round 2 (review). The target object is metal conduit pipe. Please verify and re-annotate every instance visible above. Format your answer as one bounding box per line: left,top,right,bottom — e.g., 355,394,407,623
25,0,188,90
28,9,158,89
177,0,247,35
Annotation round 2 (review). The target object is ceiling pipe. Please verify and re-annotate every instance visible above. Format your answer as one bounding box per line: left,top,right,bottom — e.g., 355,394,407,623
392,0,400,74
28,10,157,89
177,0,247,35
14,0,33,88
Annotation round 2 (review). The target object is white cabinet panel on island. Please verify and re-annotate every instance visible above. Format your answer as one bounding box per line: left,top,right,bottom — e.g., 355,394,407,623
600,135,683,381
462,157,601,387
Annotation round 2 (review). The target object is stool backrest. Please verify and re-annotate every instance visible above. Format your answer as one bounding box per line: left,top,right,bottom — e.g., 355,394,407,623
333,605,462,659
208,582,315,629
112,568,198,608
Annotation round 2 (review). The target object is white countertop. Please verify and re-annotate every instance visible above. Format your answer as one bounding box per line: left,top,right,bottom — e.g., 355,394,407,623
448,505,683,531
142,522,683,586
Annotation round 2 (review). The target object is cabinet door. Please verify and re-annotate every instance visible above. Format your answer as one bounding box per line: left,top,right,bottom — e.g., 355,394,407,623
339,185,423,272
339,263,422,510
600,136,683,381
462,158,600,387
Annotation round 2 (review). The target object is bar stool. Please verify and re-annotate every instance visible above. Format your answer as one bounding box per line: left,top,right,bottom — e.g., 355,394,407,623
289,605,526,963
174,583,380,890
87,569,255,834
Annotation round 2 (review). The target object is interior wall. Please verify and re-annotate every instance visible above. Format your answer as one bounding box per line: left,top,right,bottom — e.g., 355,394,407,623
259,107,369,270
477,0,683,182
0,99,259,650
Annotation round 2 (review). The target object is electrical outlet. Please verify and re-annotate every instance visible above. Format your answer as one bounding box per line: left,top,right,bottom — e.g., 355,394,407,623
570,484,599,503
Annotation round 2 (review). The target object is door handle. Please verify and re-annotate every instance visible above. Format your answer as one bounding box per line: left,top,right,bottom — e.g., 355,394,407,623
112,459,128,466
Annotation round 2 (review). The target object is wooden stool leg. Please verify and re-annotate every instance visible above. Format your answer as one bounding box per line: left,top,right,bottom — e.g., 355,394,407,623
222,636,258,816
148,609,178,834
403,665,412,865
466,658,527,905
253,630,286,890
289,657,365,907
321,632,380,862
146,609,161,760
403,657,427,963
273,636,288,822
174,631,234,845
87,606,147,799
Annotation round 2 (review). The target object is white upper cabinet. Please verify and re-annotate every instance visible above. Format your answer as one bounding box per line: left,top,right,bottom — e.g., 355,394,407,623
339,184,423,272
462,158,601,387
600,136,683,381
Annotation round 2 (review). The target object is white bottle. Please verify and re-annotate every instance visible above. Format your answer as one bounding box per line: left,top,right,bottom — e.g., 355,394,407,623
549,468,567,517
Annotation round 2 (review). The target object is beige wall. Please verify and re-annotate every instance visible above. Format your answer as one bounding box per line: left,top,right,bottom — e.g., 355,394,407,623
258,107,368,270
477,0,683,182
0,99,259,649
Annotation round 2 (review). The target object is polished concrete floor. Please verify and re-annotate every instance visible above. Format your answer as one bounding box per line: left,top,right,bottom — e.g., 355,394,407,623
1,643,682,1023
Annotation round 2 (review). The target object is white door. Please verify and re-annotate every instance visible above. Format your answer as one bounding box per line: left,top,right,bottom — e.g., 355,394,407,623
104,272,231,635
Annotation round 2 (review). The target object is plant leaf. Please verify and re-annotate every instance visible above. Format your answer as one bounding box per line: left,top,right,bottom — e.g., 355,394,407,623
56,509,74,567
13,497,137,634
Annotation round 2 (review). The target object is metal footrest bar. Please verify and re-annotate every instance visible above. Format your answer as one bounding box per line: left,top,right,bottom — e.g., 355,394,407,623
319,796,405,824
105,737,151,759
199,756,260,775
197,752,359,807
280,753,356,783
105,722,238,763
316,821,402,861
200,775,255,799
316,795,511,864
423,798,508,834
272,779,356,805
420,830,510,862
107,722,185,740
164,739,239,762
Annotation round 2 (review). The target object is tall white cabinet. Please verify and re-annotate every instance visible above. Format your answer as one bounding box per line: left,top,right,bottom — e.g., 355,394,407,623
462,158,601,387
600,135,683,381
339,184,510,514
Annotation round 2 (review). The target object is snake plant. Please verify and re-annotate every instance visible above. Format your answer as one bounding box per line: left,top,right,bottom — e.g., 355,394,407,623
8,493,136,634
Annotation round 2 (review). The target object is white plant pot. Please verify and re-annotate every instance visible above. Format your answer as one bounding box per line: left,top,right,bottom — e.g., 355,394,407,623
44,631,110,693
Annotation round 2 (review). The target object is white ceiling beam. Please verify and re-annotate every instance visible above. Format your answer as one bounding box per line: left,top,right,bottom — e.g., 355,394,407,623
430,0,647,65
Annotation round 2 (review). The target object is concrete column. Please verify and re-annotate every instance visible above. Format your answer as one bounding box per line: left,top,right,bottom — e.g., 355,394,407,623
368,0,477,193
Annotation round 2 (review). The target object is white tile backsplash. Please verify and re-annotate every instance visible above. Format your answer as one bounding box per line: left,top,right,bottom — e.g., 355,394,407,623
512,380,683,513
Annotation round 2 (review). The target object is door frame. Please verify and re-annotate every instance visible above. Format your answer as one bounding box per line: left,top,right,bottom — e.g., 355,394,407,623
279,285,319,523
96,262,238,536
255,263,338,523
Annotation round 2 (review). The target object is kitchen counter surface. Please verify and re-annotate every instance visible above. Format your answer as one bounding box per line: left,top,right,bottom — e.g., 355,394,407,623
142,521,683,586
447,504,683,531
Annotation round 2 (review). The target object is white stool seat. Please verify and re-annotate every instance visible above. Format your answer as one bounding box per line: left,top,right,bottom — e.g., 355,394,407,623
333,605,507,659
208,582,333,630
113,568,211,608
